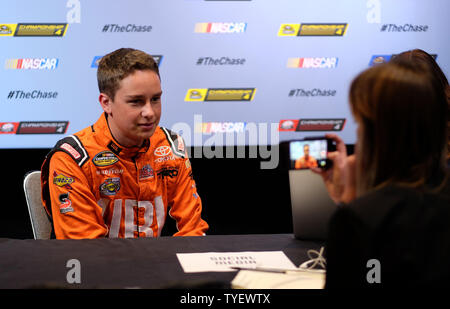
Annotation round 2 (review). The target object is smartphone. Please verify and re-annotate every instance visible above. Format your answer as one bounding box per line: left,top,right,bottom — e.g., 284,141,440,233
288,137,335,170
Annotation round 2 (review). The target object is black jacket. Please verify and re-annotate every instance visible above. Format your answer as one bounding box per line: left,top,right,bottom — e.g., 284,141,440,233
325,182,450,288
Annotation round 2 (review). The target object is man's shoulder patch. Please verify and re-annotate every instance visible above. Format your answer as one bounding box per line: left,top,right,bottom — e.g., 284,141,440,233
54,135,89,167
159,127,186,158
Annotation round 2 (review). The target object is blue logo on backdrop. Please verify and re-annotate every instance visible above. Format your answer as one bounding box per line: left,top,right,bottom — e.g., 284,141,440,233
369,54,437,66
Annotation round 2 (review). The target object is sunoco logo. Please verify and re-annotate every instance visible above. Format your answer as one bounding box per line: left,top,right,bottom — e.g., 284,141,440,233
0,24,14,35
99,178,121,196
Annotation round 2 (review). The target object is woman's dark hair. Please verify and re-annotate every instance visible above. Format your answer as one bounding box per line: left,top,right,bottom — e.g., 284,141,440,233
349,60,448,195
391,49,450,161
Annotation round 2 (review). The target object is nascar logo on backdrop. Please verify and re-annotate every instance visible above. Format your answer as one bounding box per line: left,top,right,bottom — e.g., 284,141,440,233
5,58,59,70
195,122,247,134
185,88,256,101
278,23,348,36
194,22,247,33
287,57,338,69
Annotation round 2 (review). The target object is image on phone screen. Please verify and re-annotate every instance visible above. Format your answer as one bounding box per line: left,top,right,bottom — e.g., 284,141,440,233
289,139,328,170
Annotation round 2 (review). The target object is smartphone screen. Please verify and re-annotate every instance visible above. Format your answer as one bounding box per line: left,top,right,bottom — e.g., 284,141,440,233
289,139,329,170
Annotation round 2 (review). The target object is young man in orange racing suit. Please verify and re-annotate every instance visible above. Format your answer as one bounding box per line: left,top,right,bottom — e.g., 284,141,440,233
41,48,208,239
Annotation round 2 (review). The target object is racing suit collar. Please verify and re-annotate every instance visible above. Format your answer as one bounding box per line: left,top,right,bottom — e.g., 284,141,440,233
93,113,150,159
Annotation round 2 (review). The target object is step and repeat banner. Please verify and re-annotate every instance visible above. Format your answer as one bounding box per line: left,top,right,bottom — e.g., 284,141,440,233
1,0,449,148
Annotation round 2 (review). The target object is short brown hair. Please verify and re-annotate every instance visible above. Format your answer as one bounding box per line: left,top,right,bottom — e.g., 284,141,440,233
97,48,160,99
349,60,448,195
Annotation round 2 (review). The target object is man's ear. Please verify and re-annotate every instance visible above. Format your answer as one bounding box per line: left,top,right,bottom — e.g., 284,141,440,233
99,93,113,115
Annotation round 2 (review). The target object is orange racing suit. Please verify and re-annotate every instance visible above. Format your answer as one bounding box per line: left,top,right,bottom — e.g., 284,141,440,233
41,113,208,239
294,156,318,169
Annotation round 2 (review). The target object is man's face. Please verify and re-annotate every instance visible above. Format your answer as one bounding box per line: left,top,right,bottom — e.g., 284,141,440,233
100,70,162,147
304,145,310,157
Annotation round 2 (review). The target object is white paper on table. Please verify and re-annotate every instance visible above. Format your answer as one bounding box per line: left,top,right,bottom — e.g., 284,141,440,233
176,251,297,273
231,270,325,289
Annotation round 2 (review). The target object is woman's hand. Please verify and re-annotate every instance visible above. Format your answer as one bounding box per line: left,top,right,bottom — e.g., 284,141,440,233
311,134,356,204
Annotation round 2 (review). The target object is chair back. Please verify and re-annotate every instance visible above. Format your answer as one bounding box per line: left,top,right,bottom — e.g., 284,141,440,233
23,171,52,239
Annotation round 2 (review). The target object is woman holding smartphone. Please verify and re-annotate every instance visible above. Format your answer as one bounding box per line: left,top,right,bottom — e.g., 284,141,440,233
313,53,450,288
